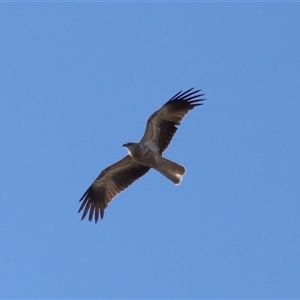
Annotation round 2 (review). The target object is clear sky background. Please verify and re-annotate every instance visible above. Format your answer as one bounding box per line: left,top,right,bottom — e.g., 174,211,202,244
1,2,299,299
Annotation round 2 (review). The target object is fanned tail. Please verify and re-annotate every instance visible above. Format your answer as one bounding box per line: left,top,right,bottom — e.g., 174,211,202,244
155,157,185,184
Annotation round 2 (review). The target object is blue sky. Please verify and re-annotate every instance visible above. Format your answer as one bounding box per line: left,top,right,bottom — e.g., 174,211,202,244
1,2,299,298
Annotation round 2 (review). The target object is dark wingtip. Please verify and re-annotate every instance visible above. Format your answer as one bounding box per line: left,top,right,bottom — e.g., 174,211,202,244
167,88,205,104
93,208,104,223
78,182,109,223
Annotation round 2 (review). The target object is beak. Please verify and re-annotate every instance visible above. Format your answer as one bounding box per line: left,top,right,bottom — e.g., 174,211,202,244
122,143,126,147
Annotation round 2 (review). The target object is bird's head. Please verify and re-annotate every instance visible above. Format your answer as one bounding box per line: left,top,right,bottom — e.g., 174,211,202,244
122,142,137,154
122,142,133,149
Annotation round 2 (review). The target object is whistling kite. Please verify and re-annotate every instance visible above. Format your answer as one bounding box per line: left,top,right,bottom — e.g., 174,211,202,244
79,88,205,222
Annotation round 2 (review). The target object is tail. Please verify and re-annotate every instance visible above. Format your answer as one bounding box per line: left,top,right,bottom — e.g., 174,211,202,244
155,157,186,185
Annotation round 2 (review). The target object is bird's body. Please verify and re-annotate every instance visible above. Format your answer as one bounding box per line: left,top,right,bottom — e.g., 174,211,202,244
123,142,159,167
123,141,185,184
78,88,205,223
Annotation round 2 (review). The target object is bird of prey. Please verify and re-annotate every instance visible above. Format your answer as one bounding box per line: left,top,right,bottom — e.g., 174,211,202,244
79,88,205,223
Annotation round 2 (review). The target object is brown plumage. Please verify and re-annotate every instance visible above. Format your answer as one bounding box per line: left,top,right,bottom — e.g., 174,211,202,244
78,88,205,223
78,155,150,223
140,88,205,153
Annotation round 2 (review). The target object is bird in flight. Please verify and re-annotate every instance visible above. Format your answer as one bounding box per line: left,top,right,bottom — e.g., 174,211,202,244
79,88,205,223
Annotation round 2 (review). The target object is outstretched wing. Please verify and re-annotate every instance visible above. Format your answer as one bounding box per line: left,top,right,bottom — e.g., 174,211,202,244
140,88,205,153
78,155,150,223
